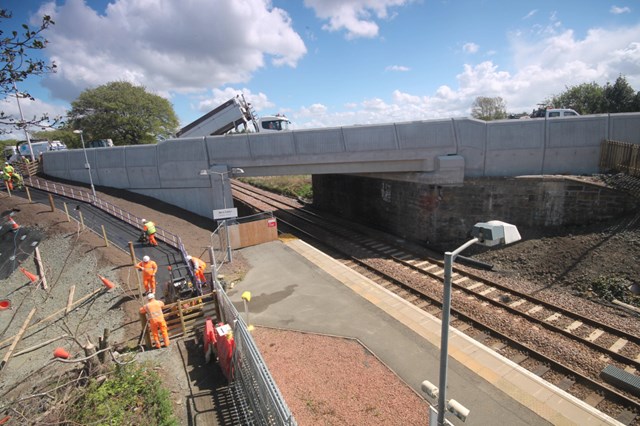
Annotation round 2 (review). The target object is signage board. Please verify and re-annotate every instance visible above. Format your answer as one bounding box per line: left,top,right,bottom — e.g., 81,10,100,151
213,208,238,220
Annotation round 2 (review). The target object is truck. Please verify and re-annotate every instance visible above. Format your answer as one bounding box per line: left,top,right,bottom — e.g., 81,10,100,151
13,139,67,162
529,106,580,119
176,94,291,138
3,145,16,162
87,138,114,148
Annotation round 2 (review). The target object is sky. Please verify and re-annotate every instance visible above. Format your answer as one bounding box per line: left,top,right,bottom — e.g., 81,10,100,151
1,0,640,139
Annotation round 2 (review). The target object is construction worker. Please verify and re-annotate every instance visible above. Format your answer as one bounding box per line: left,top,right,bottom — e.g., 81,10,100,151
135,255,158,294
139,293,170,348
142,219,158,246
187,255,207,285
3,162,14,190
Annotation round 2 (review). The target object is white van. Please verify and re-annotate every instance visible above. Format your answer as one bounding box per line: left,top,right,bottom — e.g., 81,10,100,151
15,140,67,161
530,108,580,119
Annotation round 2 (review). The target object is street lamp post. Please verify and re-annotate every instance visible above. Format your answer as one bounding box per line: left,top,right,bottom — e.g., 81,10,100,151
73,130,97,199
423,220,521,426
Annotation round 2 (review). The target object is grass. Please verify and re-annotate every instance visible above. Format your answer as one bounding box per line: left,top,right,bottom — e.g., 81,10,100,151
238,175,312,200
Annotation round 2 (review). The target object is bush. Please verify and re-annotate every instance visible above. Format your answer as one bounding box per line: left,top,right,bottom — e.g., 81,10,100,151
69,362,177,425
239,175,312,200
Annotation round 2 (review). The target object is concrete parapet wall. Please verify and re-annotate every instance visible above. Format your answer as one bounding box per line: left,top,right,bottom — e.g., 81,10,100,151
41,113,640,224
312,174,638,248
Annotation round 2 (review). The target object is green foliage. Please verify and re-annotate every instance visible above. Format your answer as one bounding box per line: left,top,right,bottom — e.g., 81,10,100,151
575,276,639,307
548,82,604,114
547,75,639,114
471,96,507,121
68,81,179,146
69,362,177,426
240,175,313,200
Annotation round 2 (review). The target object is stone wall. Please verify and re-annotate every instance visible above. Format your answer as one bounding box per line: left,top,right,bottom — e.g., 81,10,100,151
312,174,639,249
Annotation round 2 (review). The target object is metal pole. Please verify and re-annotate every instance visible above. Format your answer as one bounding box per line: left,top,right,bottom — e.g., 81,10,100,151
220,173,227,209
13,81,35,162
79,132,97,199
437,237,478,426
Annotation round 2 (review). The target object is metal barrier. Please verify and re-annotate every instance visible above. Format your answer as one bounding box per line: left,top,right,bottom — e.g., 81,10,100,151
214,278,297,426
210,211,275,276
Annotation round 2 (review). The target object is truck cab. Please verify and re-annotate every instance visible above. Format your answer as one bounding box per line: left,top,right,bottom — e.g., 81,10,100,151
258,114,291,133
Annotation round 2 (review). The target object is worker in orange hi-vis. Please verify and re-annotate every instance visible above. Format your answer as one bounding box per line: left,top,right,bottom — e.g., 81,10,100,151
142,219,158,246
187,255,207,285
135,255,158,295
3,162,14,191
139,293,170,348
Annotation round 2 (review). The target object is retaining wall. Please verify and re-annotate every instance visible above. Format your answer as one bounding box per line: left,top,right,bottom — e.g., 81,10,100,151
312,174,639,249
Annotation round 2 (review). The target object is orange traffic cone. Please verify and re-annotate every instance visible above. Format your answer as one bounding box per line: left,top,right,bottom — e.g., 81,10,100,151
0,300,10,310
19,267,38,283
53,347,70,359
7,217,19,230
98,275,115,290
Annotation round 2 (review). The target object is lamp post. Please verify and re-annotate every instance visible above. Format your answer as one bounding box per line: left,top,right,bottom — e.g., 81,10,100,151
198,166,245,209
72,130,96,199
424,220,521,426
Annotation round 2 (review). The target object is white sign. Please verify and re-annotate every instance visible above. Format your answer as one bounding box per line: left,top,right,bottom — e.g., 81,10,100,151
213,208,238,220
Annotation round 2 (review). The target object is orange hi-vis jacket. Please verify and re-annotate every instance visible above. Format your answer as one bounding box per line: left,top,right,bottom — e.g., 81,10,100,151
140,299,166,321
191,256,206,273
136,260,158,278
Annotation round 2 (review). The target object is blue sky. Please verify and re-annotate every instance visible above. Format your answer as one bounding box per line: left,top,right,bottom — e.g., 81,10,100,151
2,0,639,138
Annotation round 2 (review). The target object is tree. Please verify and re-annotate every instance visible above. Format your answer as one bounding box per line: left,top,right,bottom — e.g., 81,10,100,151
545,75,640,114
603,75,637,113
67,81,179,146
471,96,507,121
549,82,604,115
0,8,58,132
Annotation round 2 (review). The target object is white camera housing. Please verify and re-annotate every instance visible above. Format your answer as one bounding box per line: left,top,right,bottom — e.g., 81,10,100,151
447,399,470,422
421,380,439,399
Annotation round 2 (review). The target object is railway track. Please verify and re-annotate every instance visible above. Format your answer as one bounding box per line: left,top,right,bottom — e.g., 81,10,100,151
232,179,640,425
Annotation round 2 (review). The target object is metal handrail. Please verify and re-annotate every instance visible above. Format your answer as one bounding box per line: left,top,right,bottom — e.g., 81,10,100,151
25,175,183,249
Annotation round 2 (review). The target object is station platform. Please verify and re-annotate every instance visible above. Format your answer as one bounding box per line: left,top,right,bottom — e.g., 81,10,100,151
228,237,623,426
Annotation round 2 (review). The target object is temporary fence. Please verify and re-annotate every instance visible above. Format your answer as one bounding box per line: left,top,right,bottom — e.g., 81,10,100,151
600,140,640,177
213,278,297,426
23,175,295,425
210,211,276,276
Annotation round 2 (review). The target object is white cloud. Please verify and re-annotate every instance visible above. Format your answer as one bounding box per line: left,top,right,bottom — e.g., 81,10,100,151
37,0,306,101
523,9,537,20
610,6,631,14
385,65,410,71
303,0,412,39
462,42,479,54
292,23,640,128
0,96,68,138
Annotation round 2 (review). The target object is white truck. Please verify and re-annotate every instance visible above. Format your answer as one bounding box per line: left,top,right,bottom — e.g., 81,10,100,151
176,94,290,138
529,107,580,119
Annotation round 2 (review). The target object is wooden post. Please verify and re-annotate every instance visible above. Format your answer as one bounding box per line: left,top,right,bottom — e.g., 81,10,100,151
48,194,55,212
101,225,109,247
25,186,32,203
139,312,151,348
34,247,48,290
98,328,110,364
0,308,36,373
129,242,143,298
66,285,76,315
79,211,85,230
63,203,71,222
176,300,187,336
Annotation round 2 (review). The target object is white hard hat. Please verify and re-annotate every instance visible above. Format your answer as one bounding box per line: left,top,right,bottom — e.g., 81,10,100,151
143,255,150,262
147,293,155,299
186,255,192,261
142,218,147,223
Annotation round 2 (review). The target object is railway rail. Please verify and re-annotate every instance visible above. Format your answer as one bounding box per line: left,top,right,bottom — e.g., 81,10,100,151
231,179,640,425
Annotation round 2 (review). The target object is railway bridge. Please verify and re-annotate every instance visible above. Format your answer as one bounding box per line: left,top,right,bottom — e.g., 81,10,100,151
41,112,640,246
